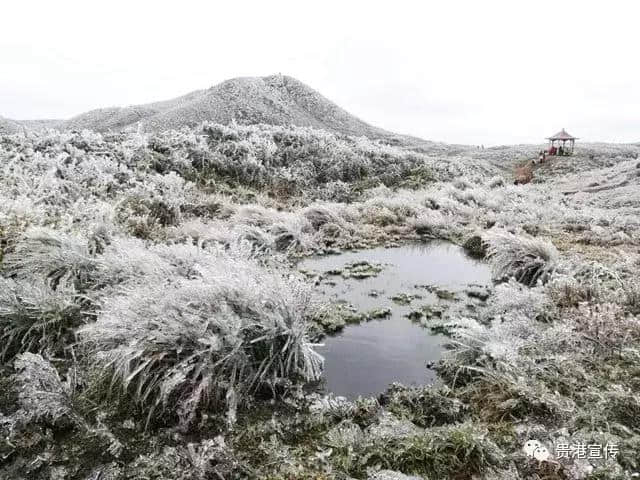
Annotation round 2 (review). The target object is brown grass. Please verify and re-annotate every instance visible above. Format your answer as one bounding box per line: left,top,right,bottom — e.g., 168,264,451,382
514,163,533,185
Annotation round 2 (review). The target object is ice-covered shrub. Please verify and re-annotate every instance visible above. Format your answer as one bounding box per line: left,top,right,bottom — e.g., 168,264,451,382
193,122,442,189
485,230,558,286
79,247,323,428
546,271,601,308
573,302,640,352
301,204,348,230
231,204,280,228
231,224,274,251
381,384,466,427
484,280,555,323
270,218,314,252
317,180,354,203
441,316,532,371
465,370,576,423
619,276,640,315
116,194,181,239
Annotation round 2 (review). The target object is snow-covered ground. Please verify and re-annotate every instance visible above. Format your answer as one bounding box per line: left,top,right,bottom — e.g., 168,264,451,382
1,124,639,479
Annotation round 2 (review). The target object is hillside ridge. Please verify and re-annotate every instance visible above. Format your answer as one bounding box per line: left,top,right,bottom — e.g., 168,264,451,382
8,75,431,146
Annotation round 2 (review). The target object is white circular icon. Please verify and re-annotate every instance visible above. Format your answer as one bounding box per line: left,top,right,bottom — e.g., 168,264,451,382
523,439,542,457
533,445,550,461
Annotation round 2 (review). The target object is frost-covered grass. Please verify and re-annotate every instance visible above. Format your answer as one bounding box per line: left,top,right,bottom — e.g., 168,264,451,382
1,125,640,479
485,230,559,286
79,244,323,428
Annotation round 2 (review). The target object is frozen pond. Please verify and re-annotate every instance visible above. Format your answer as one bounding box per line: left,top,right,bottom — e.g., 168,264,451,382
299,241,491,399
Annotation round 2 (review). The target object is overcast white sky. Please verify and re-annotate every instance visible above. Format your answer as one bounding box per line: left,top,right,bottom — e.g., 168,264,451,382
1,0,638,145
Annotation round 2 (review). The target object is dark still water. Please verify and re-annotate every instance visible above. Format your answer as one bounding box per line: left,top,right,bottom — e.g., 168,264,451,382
299,241,491,399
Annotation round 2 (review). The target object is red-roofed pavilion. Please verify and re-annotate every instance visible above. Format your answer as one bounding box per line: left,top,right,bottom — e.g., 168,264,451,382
547,128,577,155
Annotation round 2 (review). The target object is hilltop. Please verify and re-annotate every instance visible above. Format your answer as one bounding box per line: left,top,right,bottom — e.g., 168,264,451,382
9,75,432,147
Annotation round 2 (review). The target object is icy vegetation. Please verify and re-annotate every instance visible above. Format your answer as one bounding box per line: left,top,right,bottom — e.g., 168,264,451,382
1,122,640,479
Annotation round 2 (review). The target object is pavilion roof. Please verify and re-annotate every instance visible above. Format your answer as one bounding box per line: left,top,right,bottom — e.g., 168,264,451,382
547,128,577,141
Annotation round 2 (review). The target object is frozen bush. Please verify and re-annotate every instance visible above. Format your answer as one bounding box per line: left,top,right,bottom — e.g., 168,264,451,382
270,218,314,252
302,204,349,230
231,204,279,228
232,224,274,251
381,384,466,427
484,280,555,323
573,302,640,351
317,180,354,203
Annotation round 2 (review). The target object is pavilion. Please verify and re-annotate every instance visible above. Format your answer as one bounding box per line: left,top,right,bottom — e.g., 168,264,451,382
547,128,577,155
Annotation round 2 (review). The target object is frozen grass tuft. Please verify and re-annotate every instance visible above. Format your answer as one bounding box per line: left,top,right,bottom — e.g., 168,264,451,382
408,210,447,237
485,230,558,286
79,246,323,428
301,204,349,230
333,421,503,479
0,277,85,360
4,228,97,291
